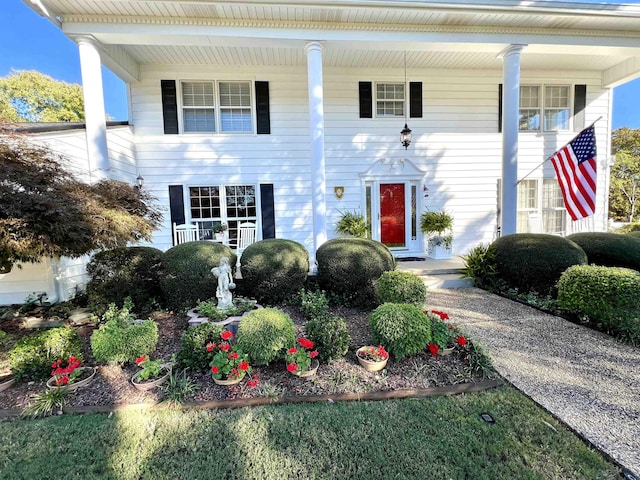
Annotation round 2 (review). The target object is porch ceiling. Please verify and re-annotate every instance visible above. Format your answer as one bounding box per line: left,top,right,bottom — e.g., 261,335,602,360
27,0,640,86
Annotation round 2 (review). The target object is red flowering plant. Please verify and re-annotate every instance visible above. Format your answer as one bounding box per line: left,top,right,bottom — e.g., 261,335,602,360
356,345,389,363
285,338,319,374
425,310,466,356
135,355,164,381
209,330,252,381
50,355,82,386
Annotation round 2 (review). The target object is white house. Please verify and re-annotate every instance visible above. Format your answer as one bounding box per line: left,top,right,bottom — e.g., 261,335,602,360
4,0,640,304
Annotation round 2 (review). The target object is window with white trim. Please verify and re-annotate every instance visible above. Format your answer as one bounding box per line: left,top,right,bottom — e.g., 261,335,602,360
376,83,405,117
519,85,571,132
180,81,253,134
516,179,567,235
189,185,257,243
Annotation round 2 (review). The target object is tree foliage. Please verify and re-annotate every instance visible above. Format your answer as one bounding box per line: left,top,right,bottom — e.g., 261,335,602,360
610,128,640,222
0,70,84,123
0,132,161,272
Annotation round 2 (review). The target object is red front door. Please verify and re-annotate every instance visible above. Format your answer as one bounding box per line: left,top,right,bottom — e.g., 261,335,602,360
380,183,405,247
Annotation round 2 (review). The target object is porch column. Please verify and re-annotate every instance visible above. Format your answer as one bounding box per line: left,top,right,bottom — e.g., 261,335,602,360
305,41,327,254
76,36,109,179
500,44,526,236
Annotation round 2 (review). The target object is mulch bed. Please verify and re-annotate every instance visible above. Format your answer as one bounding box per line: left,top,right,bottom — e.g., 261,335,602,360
0,304,492,412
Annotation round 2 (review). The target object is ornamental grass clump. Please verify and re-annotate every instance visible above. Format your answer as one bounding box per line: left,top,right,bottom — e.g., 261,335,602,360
376,270,427,307
369,303,432,360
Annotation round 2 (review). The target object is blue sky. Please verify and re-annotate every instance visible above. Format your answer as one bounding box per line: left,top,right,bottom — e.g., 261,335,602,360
1,0,640,128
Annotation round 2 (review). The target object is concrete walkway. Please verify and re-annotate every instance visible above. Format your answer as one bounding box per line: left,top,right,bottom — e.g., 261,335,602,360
427,287,640,476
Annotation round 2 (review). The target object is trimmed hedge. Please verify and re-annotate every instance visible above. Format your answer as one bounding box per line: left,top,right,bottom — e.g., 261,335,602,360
567,232,640,271
9,327,82,381
557,265,640,344
376,271,427,307
316,238,395,306
86,246,164,315
176,322,223,371
369,303,431,360
491,234,587,295
305,316,350,363
240,239,309,305
161,241,237,311
236,308,296,365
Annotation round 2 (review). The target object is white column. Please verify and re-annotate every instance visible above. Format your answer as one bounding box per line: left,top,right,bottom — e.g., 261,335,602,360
76,36,109,179
305,41,327,255
500,44,526,236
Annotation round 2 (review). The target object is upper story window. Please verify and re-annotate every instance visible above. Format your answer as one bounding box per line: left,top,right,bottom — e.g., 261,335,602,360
376,83,405,117
181,81,253,134
519,85,571,132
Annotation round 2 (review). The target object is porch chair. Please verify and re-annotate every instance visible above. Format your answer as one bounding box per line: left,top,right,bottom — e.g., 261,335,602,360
173,222,200,245
232,222,257,263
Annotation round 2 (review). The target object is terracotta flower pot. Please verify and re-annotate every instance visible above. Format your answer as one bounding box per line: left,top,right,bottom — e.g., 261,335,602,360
131,364,171,391
289,359,319,378
0,373,15,392
356,347,389,372
46,366,97,392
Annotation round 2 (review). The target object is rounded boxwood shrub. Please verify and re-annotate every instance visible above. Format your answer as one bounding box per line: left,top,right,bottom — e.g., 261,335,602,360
376,271,427,307
236,308,295,365
557,265,640,344
306,316,350,363
316,238,395,306
161,241,237,311
369,303,431,360
86,246,164,315
627,231,640,239
176,322,223,371
240,239,309,305
492,234,587,295
10,327,82,381
567,232,640,271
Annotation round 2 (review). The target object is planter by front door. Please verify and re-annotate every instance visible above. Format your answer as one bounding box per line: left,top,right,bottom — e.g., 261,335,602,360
380,183,405,247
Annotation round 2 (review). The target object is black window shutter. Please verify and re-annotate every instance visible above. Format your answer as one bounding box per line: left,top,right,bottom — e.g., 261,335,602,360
409,82,422,118
574,84,587,132
169,185,185,245
359,82,373,118
255,81,271,134
260,184,276,239
161,80,179,135
498,84,503,133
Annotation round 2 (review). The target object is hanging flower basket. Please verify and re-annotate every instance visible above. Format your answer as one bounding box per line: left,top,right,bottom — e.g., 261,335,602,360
46,366,97,392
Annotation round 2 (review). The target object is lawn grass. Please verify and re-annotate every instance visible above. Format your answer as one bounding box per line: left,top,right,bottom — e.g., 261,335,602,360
0,386,619,480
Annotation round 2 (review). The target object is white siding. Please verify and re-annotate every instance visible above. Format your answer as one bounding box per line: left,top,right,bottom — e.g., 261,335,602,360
0,260,56,306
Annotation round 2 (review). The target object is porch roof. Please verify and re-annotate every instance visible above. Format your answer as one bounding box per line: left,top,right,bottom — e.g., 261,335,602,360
25,0,640,87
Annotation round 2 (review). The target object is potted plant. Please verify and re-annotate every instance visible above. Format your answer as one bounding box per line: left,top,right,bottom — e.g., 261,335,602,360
427,310,467,356
355,345,389,372
420,211,453,259
285,338,319,377
131,355,171,391
212,223,228,241
209,330,252,386
0,371,14,392
47,355,96,392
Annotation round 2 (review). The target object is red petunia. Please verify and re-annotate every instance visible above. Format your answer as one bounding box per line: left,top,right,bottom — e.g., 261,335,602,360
219,343,231,352
238,361,249,371
428,343,440,356
221,330,234,341
135,355,147,365
206,342,216,352
298,338,314,349
287,362,298,373
228,351,239,360
287,347,297,355
456,336,467,347
309,350,319,358
211,365,219,374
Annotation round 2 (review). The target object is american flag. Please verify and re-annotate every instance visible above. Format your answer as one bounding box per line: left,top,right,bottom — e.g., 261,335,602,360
549,125,597,221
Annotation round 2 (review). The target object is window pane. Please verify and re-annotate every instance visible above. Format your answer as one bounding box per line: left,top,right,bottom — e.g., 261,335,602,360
182,82,214,107
517,180,538,209
376,83,404,117
220,108,252,132
183,109,215,133
189,186,220,219
520,86,539,108
219,82,251,107
519,110,540,131
544,109,570,131
545,86,569,108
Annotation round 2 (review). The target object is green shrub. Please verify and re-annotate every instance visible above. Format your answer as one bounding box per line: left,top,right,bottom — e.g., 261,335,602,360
316,238,395,306
86,246,164,315
176,322,223,371
161,241,237,311
299,289,329,321
567,232,640,271
306,316,350,363
369,303,431,359
628,231,640,239
195,299,228,321
376,271,427,307
236,308,295,365
615,222,640,233
10,327,82,381
557,265,640,344
90,301,158,364
492,234,587,295
240,239,309,305
462,244,498,289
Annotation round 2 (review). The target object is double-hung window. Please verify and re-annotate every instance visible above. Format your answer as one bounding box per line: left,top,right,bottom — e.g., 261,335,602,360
516,179,567,235
181,81,253,134
519,85,571,132
376,83,405,117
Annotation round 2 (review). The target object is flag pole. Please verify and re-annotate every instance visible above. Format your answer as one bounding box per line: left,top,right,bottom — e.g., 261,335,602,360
515,116,603,185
